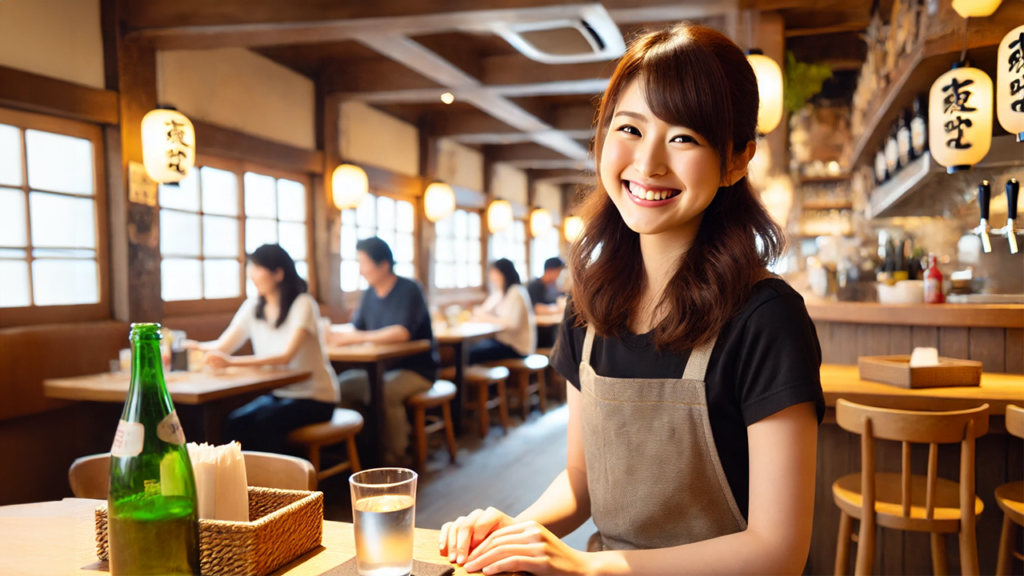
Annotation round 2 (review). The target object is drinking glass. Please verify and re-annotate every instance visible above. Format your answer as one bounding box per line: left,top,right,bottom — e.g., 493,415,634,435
350,468,417,576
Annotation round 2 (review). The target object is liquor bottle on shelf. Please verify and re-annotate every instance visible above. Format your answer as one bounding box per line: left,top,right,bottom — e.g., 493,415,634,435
874,148,889,184
896,108,913,166
924,254,945,304
108,323,199,576
910,95,928,158
885,122,900,176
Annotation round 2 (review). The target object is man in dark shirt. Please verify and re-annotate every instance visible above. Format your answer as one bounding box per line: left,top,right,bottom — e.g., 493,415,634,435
327,237,438,464
526,257,565,348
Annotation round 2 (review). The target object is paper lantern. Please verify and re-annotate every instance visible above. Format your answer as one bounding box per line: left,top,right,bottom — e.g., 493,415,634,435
141,108,195,184
928,64,993,173
529,208,552,238
747,51,783,135
951,0,1002,17
487,200,513,233
331,164,369,210
563,216,584,243
424,182,456,222
761,176,794,227
997,24,1024,141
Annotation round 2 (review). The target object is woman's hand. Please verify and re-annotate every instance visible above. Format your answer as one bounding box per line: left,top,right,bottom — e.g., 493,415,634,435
438,507,516,566
462,520,593,575
326,331,361,347
204,350,234,369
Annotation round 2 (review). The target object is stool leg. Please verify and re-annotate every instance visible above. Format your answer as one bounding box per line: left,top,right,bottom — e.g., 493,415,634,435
346,436,362,473
478,383,490,437
834,511,852,576
959,511,980,576
413,407,427,471
442,402,457,464
931,532,948,576
537,370,547,414
496,379,510,433
854,514,875,576
996,514,1016,576
306,444,321,474
519,372,530,420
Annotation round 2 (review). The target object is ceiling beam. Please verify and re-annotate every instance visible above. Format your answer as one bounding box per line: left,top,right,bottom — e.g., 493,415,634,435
430,110,519,136
785,21,869,37
481,55,613,86
486,143,573,162
322,58,441,93
451,130,593,145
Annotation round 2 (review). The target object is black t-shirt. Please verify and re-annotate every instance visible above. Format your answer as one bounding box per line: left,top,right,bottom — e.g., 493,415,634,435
352,276,439,381
551,278,824,521
527,278,560,306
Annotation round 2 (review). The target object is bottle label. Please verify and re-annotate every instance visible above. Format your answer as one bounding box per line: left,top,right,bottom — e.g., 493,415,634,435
911,117,926,154
111,420,144,457
157,410,186,445
897,128,912,164
885,138,899,171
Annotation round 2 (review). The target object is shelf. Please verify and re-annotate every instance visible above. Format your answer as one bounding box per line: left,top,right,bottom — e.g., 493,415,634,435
798,175,852,185
802,199,853,211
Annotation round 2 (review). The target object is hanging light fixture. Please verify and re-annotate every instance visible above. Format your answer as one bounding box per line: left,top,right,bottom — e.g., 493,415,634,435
951,0,1002,18
996,24,1024,141
331,164,369,210
928,62,993,173
746,50,783,135
487,199,513,233
563,216,584,243
529,208,552,238
141,107,195,184
424,181,456,222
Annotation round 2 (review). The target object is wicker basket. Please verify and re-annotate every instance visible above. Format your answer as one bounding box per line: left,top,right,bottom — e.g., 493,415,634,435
858,355,983,389
96,487,323,576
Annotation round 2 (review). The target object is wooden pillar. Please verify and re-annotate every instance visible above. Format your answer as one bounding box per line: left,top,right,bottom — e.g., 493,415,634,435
759,12,787,178
320,92,344,320
418,117,439,303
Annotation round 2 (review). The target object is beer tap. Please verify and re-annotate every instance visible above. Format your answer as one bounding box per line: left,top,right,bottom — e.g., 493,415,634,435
972,180,992,254
994,178,1021,255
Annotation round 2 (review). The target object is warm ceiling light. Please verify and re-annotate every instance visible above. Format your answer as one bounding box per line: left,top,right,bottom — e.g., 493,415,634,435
746,50,783,135
331,164,369,210
487,200,513,233
997,24,1024,141
424,182,456,222
928,63,993,173
563,216,584,243
141,107,195,184
951,0,1002,17
529,208,552,238
440,92,455,105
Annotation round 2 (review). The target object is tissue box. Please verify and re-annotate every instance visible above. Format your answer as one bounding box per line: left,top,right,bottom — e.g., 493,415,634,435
857,355,983,389
96,487,323,576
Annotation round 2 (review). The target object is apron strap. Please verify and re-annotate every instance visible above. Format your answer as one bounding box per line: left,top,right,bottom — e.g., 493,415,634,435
582,324,596,365
681,334,718,381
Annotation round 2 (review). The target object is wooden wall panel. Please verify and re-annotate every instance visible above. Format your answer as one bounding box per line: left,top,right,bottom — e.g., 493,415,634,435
911,325,939,350
938,327,970,361
969,327,1006,373
889,325,912,354
1005,328,1023,375
857,324,891,357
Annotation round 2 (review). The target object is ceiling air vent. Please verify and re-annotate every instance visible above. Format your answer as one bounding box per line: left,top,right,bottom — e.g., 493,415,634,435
489,4,625,64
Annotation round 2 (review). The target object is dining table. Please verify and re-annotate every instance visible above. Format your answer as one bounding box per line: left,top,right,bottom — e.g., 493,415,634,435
43,368,312,444
326,334,433,468
0,498,485,576
436,322,505,433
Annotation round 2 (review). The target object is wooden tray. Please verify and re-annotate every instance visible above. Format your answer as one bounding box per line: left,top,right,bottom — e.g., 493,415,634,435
96,486,323,576
857,355,983,389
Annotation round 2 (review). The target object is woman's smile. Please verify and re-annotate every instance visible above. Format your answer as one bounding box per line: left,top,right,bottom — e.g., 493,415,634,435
622,179,683,206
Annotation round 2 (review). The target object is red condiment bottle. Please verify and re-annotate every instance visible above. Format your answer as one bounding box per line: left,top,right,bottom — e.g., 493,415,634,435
923,253,945,304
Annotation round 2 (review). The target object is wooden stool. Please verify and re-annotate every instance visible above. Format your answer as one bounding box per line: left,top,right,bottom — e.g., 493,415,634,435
405,380,458,471
485,354,549,420
286,408,363,482
996,405,1024,576
831,399,990,576
535,347,566,403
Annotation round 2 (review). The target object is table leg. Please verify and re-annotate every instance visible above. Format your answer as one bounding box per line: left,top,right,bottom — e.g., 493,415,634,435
452,341,466,434
366,361,385,468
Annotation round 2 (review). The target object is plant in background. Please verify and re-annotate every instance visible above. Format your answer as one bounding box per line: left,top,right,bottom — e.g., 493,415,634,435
783,51,833,114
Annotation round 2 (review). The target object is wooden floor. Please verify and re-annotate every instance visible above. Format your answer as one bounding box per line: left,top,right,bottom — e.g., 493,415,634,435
320,401,597,551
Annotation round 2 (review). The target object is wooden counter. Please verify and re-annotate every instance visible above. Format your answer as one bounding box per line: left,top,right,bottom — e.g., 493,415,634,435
805,301,1023,328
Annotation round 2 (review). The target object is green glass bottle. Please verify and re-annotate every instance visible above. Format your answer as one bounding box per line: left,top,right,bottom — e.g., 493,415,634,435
108,323,200,576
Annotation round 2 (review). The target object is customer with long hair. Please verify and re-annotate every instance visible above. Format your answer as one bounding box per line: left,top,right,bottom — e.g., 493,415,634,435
467,258,537,364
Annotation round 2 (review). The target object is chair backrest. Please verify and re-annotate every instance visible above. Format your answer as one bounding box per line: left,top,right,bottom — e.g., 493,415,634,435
835,399,990,523
69,451,317,499
1006,405,1024,440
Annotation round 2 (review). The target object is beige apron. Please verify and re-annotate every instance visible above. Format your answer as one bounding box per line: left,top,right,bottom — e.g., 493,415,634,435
580,325,747,551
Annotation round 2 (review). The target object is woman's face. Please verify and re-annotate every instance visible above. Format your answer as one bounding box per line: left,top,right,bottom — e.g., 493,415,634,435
599,79,726,237
247,263,283,297
488,268,505,293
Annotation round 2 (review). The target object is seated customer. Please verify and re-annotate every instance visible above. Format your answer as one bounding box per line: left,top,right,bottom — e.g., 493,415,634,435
526,256,566,348
468,259,536,364
326,237,438,465
186,244,338,454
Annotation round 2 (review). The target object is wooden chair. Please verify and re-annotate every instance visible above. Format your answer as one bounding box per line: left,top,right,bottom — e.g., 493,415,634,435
832,399,990,576
536,347,566,403
995,405,1024,576
286,407,363,482
69,451,317,499
405,380,458,471
484,354,549,420
443,365,512,437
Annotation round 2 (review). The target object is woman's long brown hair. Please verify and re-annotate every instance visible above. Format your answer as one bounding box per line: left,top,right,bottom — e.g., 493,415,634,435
569,23,786,352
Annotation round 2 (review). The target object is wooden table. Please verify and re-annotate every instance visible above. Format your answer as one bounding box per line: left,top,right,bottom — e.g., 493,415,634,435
0,498,477,576
535,313,563,328
43,368,311,443
437,323,504,433
327,339,433,467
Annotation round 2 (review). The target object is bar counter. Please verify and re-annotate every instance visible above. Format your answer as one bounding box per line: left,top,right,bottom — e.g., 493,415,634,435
805,300,1023,329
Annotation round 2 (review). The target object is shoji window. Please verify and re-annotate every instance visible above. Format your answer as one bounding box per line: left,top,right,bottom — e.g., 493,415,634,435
434,209,483,289
530,225,561,280
488,219,528,283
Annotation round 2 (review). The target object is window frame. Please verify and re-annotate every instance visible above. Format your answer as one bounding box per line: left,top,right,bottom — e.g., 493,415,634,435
159,154,315,317
433,207,485,293
488,217,529,284
0,107,109,328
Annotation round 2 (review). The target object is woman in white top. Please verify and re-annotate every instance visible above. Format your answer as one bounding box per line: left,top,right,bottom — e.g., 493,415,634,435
186,244,339,454
468,258,537,364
